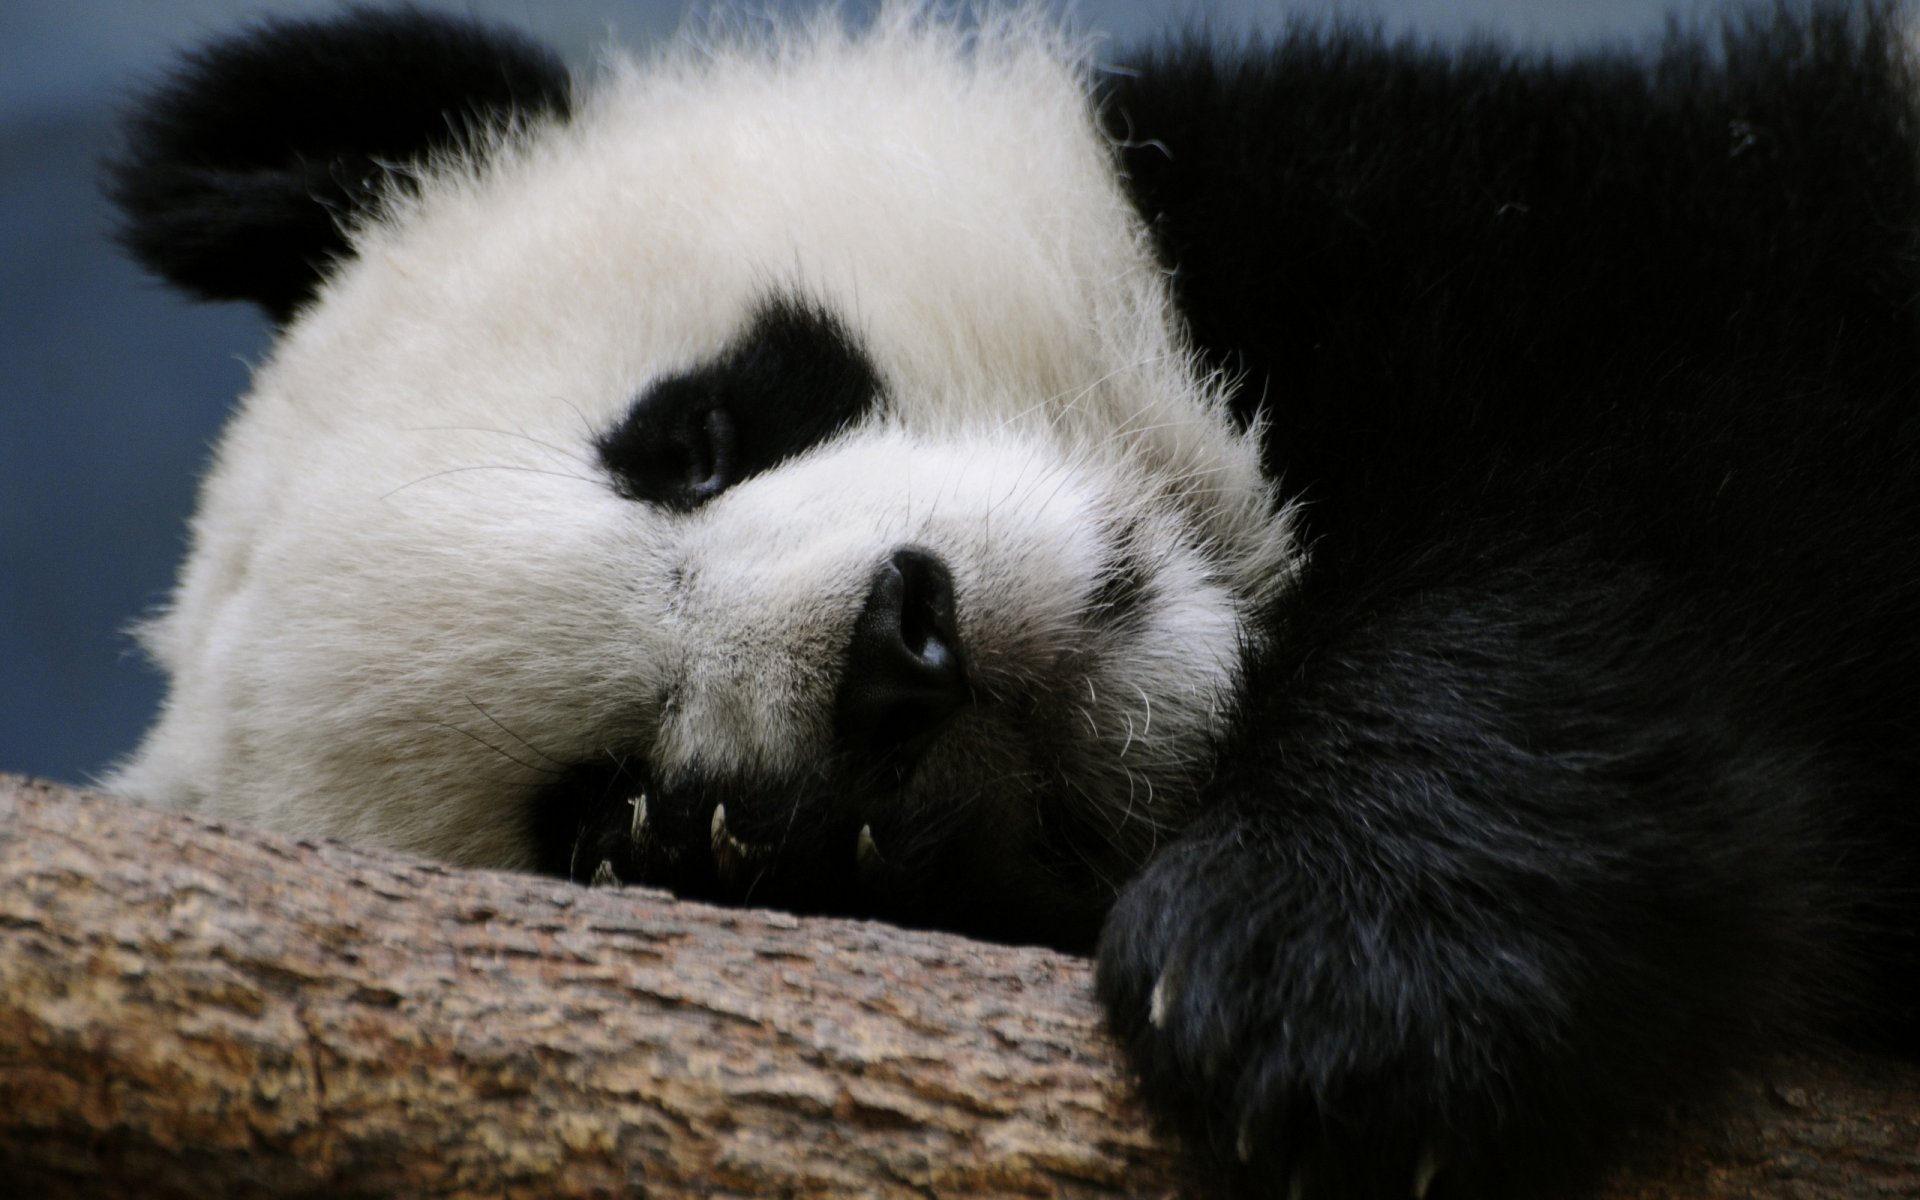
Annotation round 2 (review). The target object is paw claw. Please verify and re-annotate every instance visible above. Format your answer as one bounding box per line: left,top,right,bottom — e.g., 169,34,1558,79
1148,958,1182,1029
589,858,621,887
1413,1145,1440,1198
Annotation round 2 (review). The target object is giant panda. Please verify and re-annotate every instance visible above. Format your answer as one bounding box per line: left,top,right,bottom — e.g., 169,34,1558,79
104,3,1920,1197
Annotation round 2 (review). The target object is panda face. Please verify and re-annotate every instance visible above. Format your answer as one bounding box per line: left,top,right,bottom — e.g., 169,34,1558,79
112,11,1296,944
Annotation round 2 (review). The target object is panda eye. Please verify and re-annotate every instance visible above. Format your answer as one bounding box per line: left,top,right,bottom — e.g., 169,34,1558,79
597,378,739,511
682,405,735,504
596,295,883,510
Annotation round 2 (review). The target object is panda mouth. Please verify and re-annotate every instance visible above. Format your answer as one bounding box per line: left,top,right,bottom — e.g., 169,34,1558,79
524,754,908,914
522,748,1115,949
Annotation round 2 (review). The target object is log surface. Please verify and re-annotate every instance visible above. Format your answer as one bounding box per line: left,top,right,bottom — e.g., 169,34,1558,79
0,774,1914,1198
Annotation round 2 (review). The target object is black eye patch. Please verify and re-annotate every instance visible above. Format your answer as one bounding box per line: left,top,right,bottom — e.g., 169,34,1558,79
597,296,884,510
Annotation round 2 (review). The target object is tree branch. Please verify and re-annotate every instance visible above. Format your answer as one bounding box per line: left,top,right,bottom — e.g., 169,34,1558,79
1,774,1912,1198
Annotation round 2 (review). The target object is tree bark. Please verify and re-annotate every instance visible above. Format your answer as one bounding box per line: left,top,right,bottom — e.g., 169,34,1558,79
0,773,1914,1199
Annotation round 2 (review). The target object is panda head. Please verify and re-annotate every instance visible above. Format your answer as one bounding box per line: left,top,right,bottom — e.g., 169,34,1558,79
108,5,1297,947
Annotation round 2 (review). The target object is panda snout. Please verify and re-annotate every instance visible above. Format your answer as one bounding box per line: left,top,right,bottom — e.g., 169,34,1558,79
834,546,969,770
532,545,976,907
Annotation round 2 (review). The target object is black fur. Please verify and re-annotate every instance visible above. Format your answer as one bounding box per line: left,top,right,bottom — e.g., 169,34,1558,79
1098,4,1920,1196
107,7,570,322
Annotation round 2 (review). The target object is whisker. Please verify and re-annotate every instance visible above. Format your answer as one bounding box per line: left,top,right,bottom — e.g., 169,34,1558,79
463,694,566,766
382,463,602,498
421,718,563,777
402,423,598,469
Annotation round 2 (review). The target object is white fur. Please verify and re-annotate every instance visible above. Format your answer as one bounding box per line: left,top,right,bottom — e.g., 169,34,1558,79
112,5,1298,875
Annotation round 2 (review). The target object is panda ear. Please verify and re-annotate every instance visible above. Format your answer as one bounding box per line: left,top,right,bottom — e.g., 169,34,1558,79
107,8,572,323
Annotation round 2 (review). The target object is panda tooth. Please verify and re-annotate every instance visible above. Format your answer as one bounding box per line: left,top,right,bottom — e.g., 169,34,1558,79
712,833,739,882
710,804,760,883
627,790,650,842
590,859,621,888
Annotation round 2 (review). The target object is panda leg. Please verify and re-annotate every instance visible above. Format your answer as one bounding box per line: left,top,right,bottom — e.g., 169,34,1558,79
1097,560,1866,1199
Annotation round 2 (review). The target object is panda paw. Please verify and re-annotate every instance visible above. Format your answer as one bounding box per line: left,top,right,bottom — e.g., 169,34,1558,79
1096,833,1594,1200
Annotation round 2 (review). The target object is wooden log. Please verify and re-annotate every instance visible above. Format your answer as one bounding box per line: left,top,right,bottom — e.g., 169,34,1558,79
0,773,1913,1198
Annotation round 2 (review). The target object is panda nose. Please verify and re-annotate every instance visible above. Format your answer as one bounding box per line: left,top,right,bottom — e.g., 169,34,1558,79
837,547,968,764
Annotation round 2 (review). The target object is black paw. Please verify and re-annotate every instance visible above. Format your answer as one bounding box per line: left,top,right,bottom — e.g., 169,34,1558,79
1096,829,1605,1200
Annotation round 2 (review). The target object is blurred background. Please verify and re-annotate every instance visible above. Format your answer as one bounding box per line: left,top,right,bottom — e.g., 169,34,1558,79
3,0,1677,786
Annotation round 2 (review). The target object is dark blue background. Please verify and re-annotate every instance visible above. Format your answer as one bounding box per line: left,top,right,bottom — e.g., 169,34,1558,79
2,0,1670,786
